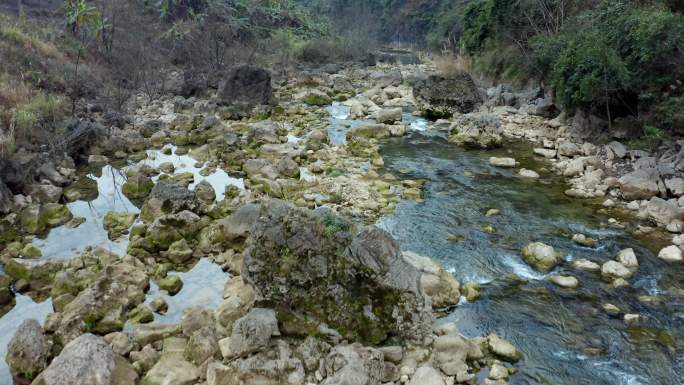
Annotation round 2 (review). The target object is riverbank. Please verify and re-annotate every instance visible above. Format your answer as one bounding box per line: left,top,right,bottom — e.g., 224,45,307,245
0,59,681,385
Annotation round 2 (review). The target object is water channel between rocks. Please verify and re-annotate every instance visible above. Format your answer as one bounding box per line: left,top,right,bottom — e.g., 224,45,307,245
1,102,682,385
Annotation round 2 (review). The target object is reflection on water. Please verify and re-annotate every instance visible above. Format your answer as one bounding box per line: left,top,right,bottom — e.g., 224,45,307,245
140,145,245,201
139,259,229,325
0,295,52,384
32,145,245,260
33,165,137,258
378,131,683,385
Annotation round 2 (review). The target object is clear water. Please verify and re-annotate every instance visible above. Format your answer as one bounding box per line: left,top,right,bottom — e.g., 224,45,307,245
137,258,229,325
0,295,52,382
31,146,244,259
139,145,245,201
32,165,138,258
377,130,684,385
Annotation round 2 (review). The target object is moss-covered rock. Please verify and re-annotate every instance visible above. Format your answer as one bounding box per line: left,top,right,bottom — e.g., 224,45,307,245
19,204,72,234
63,177,98,202
158,275,183,295
103,212,138,240
122,174,154,200
243,200,433,345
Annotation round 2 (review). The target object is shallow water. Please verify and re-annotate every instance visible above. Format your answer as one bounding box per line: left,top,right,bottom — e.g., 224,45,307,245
140,145,245,201
31,145,244,260
138,258,229,325
0,295,52,383
377,131,684,385
325,103,373,145
33,165,138,258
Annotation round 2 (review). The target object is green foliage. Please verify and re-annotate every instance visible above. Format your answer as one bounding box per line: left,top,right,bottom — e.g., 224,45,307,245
461,0,496,55
547,31,629,111
629,125,670,151
531,2,683,127
321,212,350,236
650,97,684,133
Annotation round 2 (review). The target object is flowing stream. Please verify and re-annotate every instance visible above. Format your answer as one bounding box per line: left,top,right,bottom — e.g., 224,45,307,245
376,131,683,385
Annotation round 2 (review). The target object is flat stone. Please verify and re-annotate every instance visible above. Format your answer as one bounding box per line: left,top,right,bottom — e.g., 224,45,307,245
489,157,516,168
658,245,683,262
547,275,579,288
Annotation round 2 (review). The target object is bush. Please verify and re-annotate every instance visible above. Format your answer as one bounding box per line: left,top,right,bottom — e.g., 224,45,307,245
548,31,629,112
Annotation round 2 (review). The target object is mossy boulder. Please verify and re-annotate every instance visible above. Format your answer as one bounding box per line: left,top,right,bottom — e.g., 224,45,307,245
20,203,73,234
413,72,482,117
159,275,183,295
103,212,138,240
301,90,332,106
5,258,63,294
122,174,154,200
63,177,98,202
243,200,433,345
164,239,194,264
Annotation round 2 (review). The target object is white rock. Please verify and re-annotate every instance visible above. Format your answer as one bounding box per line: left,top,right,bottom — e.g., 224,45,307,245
657,245,683,262
518,169,540,179
665,177,684,196
601,260,633,280
489,157,517,168
408,365,446,385
546,275,579,288
616,248,638,270
673,234,684,246
572,259,600,272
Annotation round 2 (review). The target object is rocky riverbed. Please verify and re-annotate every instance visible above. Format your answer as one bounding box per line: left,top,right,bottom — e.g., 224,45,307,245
0,59,682,385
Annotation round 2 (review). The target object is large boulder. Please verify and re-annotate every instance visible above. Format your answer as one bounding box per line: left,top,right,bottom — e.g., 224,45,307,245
413,73,481,118
645,197,684,225
243,200,434,344
618,168,665,200
140,181,200,223
448,113,502,149
375,108,403,124
31,334,137,385
369,69,402,88
6,319,49,384
218,308,279,359
218,65,274,114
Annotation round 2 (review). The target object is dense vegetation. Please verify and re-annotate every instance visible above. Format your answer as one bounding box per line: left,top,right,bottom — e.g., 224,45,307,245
1,0,682,157
457,0,683,133
314,0,682,134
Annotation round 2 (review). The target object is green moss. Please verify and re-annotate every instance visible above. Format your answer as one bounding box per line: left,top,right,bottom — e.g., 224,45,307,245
122,175,154,199
103,212,138,240
158,275,183,295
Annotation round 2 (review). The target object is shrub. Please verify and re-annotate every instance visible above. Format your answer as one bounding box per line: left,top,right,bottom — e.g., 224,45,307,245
549,31,629,113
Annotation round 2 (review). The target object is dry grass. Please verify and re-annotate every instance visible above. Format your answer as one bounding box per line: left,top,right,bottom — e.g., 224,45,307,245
434,54,473,76
0,16,63,60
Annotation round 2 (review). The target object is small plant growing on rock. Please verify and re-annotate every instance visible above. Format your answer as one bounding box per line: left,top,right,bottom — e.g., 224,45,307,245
321,212,350,236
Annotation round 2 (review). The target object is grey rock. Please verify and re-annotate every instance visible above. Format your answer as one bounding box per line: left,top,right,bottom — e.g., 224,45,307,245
619,168,665,200
413,73,481,117
32,334,137,385
6,319,49,383
219,308,279,359
321,344,384,385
